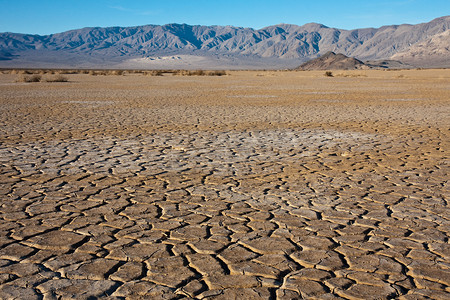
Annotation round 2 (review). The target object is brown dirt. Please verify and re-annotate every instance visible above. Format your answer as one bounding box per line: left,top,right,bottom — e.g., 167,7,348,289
0,69,449,299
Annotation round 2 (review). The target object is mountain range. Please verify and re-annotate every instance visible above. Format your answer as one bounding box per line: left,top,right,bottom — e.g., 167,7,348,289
0,16,449,69
298,51,366,70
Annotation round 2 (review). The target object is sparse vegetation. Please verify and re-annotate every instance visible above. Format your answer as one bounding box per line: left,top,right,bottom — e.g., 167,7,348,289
146,70,164,76
89,70,108,76
174,70,226,76
45,74,69,82
16,74,42,82
14,73,69,83
54,70,83,74
335,72,367,78
142,70,227,76
2,68,228,77
207,70,227,76
110,70,124,76
88,70,126,76
324,71,333,77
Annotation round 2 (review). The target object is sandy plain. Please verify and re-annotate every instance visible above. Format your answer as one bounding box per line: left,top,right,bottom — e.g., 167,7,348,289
0,69,449,299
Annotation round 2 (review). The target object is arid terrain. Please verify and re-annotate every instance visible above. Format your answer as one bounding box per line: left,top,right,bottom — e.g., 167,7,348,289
0,69,449,299
2,16,450,69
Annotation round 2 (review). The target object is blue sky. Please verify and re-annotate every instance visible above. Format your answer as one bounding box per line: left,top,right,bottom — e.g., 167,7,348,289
1,0,449,35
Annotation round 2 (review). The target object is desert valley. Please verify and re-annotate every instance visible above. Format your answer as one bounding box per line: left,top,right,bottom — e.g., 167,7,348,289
0,11,449,300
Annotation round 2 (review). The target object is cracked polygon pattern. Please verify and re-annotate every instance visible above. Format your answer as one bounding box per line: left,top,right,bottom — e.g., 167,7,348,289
0,71,449,299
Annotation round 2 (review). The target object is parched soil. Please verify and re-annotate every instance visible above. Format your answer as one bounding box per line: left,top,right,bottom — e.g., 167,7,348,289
0,69,449,299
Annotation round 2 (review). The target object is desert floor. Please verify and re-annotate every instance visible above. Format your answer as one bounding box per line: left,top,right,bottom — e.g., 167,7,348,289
0,69,449,299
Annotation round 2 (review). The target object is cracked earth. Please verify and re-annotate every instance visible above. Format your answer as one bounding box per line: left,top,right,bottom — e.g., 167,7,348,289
0,70,449,299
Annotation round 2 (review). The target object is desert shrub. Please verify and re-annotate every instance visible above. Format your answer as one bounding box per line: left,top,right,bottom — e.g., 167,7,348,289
335,72,367,78
59,70,78,74
26,75,41,82
176,70,203,76
191,70,205,76
173,70,226,76
324,71,333,77
206,70,226,76
146,70,164,76
16,74,42,82
173,70,187,76
127,70,142,74
88,70,107,76
110,70,124,75
45,74,68,82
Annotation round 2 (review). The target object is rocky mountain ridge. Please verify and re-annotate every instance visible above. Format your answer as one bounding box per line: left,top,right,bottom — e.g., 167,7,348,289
298,52,366,70
0,16,449,69
298,52,414,70
391,29,450,67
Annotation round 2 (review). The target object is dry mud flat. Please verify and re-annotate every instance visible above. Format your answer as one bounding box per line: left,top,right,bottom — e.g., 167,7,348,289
0,70,449,299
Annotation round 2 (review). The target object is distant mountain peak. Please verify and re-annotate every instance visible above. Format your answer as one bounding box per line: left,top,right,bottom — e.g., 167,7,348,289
391,29,450,66
298,52,366,70
0,16,449,69
301,22,329,30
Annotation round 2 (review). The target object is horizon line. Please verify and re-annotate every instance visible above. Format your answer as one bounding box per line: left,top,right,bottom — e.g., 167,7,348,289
2,15,448,36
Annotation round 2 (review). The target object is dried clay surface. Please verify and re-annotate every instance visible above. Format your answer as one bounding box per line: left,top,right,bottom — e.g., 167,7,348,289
0,70,449,299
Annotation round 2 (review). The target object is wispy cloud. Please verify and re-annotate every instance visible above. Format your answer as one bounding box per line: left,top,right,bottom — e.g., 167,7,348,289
109,5,162,16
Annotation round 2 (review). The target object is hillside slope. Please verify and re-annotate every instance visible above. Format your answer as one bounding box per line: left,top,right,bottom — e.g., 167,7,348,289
1,16,449,68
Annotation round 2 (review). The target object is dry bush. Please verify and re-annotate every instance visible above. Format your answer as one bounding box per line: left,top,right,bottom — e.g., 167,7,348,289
175,70,204,76
88,70,107,76
16,74,42,82
173,70,226,76
324,71,333,77
173,70,186,76
59,70,79,74
146,70,164,76
206,70,226,76
190,70,205,76
335,72,368,78
110,70,124,76
45,74,68,82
